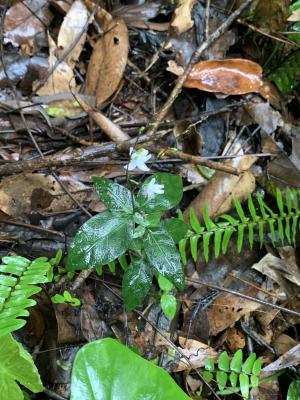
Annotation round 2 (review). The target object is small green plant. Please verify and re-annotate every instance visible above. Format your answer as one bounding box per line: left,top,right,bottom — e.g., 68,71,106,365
66,173,189,312
158,274,177,320
180,187,300,263
0,255,52,337
268,50,300,92
203,349,262,399
52,290,81,307
0,254,53,398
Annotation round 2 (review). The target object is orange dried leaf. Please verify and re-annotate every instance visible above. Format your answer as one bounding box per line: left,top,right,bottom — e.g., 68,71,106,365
184,59,263,95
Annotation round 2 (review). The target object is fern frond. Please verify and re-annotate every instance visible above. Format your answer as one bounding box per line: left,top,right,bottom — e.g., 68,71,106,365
0,256,51,337
180,188,300,263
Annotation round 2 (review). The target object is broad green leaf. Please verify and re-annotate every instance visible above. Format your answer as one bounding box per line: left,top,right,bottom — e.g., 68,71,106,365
162,218,189,244
205,358,215,372
250,375,259,388
287,380,300,400
158,275,173,292
122,258,153,310
189,208,203,234
247,196,258,221
216,371,228,390
234,199,248,223
203,232,213,262
118,254,128,271
92,176,133,213
229,371,238,387
237,224,245,253
190,235,199,262
252,358,262,376
67,211,134,271
179,238,187,265
242,353,256,374
203,371,213,383
222,227,235,254
203,207,216,231
0,334,43,400
230,349,243,373
214,230,223,258
136,173,183,213
71,338,190,400
161,293,177,320
239,373,250,399
218,351,230,372
143,227,184,289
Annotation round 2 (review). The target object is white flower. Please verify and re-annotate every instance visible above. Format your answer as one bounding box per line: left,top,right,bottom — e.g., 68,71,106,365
143,178,164,200
125,147,151,171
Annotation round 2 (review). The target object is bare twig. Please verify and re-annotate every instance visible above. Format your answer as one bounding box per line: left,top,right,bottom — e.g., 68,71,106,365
186,278,300,318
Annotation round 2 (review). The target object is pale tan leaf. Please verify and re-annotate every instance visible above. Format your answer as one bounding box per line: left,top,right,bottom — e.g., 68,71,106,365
171,0,197,34
85,18,129,106
57,0,90,68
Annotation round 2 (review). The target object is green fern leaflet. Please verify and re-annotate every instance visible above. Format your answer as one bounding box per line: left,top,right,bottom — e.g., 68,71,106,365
179,188,300,263
0,256,51,337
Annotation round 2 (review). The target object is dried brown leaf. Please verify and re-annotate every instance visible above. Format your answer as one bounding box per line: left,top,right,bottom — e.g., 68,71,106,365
57,0,90,68
171,0,197,34
174,337,217,371
85,18,129,107
184,59,263,95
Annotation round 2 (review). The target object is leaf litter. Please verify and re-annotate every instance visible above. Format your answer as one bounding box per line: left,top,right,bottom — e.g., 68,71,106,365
0,0,300,399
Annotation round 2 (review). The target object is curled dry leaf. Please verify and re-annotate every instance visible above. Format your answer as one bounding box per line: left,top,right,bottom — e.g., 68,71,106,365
183,59,263,95
184,151,257,221
174,337,217,372
57,0,90,69
85,18,129,107
171,0,197,34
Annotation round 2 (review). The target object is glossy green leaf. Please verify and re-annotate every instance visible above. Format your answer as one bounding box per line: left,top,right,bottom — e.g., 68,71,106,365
136,173,183,213
250,375,259,388
71,338,190,400
216,371,228,390
161,293,177,320
252,358,262,376
203,371,213,383
242,353,256,374
92,176,133,213
162,218,189,244
122,258,153,310
0,334,43,400
67,211,134,271
230,349,243,373
218,351,230,372
287,380,300,400
205,358,215,372
179,238,187,265
158,275,173,292
229,371,238,387
143,227,184,289
189,208,203,234
190,235,199,262
239,373,250,399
